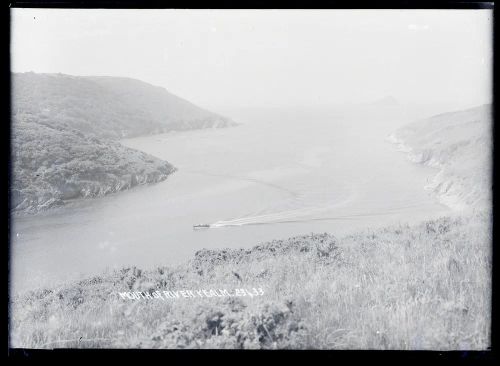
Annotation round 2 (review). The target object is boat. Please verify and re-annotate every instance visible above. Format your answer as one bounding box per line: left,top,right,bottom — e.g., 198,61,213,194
193,224,210,230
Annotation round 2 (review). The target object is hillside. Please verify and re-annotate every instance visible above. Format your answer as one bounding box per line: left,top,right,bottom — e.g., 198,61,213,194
387,104,492,210
88,76,236,131
10,212,491,349
11,114,176,214
11,72,236,214
12,72,236,138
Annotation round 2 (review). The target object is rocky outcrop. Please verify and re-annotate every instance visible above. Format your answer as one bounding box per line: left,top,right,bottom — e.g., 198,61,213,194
388,104,492,210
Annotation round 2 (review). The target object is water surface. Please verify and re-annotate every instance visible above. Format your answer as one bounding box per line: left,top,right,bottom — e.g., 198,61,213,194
11,107,450,294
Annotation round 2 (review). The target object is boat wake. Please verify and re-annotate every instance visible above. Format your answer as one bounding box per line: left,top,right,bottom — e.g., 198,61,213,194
185,169,437,230
209,202,431,228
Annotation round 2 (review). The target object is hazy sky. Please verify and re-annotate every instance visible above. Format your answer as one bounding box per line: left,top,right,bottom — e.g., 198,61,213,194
11,9,493,111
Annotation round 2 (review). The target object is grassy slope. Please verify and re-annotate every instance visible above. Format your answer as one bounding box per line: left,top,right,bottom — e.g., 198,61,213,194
10,212,491,349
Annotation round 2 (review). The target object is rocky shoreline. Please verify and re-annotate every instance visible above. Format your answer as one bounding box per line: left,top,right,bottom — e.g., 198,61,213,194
387,104,492,210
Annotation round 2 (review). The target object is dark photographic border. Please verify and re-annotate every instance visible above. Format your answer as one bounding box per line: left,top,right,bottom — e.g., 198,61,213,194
3,1,496,362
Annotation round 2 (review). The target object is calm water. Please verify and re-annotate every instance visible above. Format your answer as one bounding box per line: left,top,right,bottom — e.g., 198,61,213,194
11,107,450,294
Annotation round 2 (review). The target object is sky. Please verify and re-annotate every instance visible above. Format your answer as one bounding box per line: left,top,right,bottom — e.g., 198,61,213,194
11,9,493,111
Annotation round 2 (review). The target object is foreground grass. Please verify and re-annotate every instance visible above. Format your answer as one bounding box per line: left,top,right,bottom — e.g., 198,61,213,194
10,211,491,349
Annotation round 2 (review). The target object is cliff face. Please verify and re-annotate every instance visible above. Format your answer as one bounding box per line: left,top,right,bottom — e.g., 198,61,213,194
388,104,492,210
11,72,235,214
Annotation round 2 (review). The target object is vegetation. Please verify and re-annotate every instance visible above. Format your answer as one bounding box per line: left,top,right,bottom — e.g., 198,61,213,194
87,75,237,132
10,77,491,350
11,115,175,214
11,72,236,214
10,212,491,349
12,73,236,138
389,104,492,210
